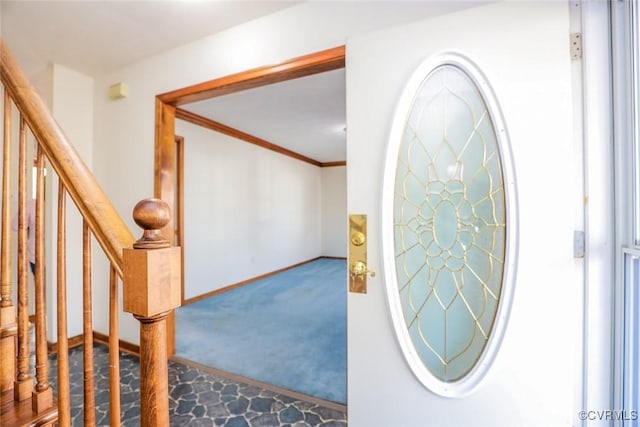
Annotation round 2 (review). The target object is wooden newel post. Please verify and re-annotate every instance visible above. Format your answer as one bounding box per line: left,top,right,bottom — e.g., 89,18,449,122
123,198,181,427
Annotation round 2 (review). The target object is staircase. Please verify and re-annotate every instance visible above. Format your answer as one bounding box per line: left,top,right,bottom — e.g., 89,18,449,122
0,39,181,426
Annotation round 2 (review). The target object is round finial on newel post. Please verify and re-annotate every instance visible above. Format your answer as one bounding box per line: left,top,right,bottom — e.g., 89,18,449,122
132,198,171,249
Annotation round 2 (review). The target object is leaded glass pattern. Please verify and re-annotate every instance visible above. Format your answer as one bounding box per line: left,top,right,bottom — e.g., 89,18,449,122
393,64,507,382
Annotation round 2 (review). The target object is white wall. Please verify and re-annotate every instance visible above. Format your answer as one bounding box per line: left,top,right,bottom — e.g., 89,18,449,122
177,120,322,299
90,1,466,343
177,120,347,299
0,64,89,343
2,95,25,318
322,166,347,257
48,64,94,340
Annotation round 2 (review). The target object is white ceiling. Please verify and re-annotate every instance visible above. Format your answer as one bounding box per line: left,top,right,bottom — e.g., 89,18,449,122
0,1,300,78
0,1,485,164
181,68,346,163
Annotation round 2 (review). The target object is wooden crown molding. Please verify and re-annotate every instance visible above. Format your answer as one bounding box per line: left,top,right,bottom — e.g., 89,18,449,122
321,161,346,167
176,108,346,168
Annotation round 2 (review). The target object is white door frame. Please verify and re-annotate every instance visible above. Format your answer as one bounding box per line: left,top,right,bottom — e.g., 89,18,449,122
580,1,616,424
610,1,640,425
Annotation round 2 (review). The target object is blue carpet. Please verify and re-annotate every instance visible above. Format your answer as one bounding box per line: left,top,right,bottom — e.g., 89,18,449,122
175,258,347,404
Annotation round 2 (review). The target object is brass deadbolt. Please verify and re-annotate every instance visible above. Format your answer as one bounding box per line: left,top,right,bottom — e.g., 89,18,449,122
351,231,366,247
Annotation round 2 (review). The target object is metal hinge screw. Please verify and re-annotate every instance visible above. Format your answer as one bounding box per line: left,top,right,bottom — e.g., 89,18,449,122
570,33,582,60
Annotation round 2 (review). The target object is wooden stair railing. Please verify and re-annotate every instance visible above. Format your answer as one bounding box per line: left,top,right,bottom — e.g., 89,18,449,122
0,39,181,426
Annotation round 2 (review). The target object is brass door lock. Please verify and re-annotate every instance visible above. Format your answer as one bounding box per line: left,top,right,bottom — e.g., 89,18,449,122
349,214,375,293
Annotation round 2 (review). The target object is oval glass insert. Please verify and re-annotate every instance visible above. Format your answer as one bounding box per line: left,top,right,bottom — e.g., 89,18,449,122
383,53,517,396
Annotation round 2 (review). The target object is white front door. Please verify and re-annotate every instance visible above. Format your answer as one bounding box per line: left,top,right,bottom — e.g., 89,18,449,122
347,3,580,426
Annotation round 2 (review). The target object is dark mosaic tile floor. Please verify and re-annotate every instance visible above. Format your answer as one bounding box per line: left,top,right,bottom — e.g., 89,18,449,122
48,343,347,426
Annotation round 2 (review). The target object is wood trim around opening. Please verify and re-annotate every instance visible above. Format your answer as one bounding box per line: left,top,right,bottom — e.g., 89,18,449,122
159,46,345,106
175,135,185,304
156,45,346,198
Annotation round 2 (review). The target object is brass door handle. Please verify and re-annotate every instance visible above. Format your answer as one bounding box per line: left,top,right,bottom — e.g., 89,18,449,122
350,260,375,280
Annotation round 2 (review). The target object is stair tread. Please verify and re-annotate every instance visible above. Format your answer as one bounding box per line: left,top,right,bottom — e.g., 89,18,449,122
0,389,58,427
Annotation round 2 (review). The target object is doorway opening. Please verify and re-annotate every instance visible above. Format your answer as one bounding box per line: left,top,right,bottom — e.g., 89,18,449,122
154,46,347,408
